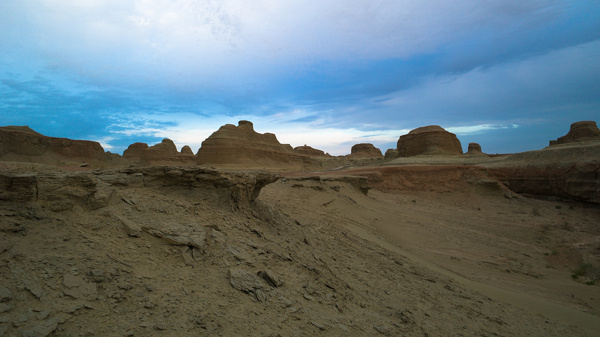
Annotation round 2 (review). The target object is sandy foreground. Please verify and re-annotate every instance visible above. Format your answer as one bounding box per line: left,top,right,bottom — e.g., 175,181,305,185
0,160,599,336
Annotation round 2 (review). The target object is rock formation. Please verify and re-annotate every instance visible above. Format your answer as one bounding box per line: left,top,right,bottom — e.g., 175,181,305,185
396,125,463,157
465,143,484,155
0,125,123,166
123,139,196,165
485,142,600,204
549,121,600,146
196,121,309,166
349,143,383,158
294,145,328,157
384,149,399,160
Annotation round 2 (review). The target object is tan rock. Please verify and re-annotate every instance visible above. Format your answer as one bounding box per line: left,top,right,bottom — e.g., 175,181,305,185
123,139,196,165
294,145,328,157
397,125,463,157
549,121,600,146
197,121,309,166
349,143,383,158
466,142,484,155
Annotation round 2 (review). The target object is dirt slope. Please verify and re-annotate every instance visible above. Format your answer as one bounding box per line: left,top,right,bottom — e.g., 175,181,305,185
0,164,595,336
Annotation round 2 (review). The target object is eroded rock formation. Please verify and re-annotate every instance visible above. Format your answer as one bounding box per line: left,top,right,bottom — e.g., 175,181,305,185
549,121,600,146
0,126,108,163
485,143,600,204
196,121,309,166
384,149,399,160
397,125,463,157
349,143,383,158
294,145,328,157
123,139,196,165
466,143,484,155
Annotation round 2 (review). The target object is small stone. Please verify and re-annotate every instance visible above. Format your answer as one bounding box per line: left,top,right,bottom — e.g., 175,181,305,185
0,286,12,302
37,311,50,320
255,290,267,303
228,268,263,293
0,302,14,314
257,270,283,287
116,215,141,237
24,281,43,299
311,321,326,330
373,324,388,334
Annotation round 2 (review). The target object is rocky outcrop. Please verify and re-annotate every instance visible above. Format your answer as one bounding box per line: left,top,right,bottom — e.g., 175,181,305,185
466,143,483,155
0,126,110,163
384,149,399,160
549,121,600,146
349,143,383,158
197,121,309,166
485,142,600,204
396,125,463,157
123,139,196,165
294,145,328,157
0,166,279,211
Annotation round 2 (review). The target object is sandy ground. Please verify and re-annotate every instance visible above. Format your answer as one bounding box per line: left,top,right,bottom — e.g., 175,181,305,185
0,161,599,336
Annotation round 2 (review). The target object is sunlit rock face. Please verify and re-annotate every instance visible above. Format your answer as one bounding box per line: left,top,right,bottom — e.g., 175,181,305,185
196,120,307,166
396,125,463,157
549,121,600,146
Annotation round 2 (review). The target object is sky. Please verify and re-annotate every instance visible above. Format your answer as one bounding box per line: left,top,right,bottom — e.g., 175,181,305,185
1,1,599,156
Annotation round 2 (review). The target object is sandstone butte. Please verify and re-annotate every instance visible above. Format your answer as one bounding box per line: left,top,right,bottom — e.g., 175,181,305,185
0,125,119,165
196,120,309,166
349,143,383,158
465,142,484,155
549,121,600,146
123,138,196,165
293,145,328,157
396,125,463,157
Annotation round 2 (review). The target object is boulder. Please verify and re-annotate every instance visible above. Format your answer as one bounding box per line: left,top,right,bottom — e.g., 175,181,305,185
396,125,463,157
197,121,309,166
465,143,483,155
123,139,196,165
294,145,327,157
549,121,600,146
349,143,383,158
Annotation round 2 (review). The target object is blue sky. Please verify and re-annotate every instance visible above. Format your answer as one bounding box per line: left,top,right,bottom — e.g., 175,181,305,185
1,1,599,155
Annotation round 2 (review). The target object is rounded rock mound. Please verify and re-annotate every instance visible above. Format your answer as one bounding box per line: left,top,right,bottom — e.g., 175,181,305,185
397,125,463,157
294,145,327,157
465,142,484,155
350,143,383,158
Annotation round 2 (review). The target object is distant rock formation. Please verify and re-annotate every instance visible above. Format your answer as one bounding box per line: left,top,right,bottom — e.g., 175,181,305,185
123,139,196,165
384,149,399,160
549,121,600,146
396,125,463,157
294,145,328,157
465,143,484,155
196,121,309,166
349,143,383,158
0,126,119,165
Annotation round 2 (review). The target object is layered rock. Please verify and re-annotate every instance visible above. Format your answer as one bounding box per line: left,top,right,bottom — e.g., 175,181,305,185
197,121,309,166
485,142,600,204
349,143,383,158
465,143,484,155
0,126,107,162
549,121,600,146
396,125,463,157
123,139,196,165
294,145,328,157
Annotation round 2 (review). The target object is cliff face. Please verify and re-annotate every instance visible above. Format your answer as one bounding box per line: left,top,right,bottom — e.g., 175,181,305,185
196,121,309,166
0,126,109,162
396,125,463,157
